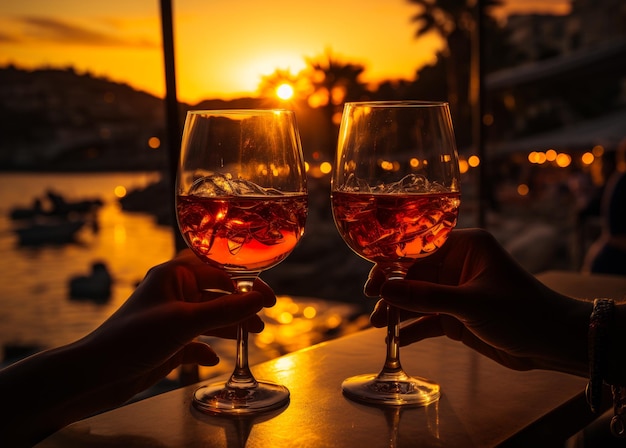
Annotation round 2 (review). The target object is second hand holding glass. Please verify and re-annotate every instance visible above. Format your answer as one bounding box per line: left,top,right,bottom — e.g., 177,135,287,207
176,109,307,415
331,101,461,406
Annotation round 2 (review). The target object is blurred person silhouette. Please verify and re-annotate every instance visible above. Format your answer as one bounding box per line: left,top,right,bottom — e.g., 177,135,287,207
583,170,626,275
367,229,626,442
0,250,276,447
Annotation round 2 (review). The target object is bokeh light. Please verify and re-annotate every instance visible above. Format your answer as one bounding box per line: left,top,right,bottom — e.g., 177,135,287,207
380,160,394,171
556,153,572,167
581,152,595,165
319,162,332,174
114,185,127,198
517,184,529,196
148,137,160,149
468,155,480,167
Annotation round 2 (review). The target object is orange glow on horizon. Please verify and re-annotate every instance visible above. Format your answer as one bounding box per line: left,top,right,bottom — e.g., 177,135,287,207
0,0,445,103
0,1,571,103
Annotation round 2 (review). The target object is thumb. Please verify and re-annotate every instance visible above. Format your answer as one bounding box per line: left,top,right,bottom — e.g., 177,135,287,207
381,279,471,317
178,341,220,366
187,291,266,333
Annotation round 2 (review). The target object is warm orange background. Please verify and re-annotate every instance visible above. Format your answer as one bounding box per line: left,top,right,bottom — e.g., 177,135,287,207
0,0,570,104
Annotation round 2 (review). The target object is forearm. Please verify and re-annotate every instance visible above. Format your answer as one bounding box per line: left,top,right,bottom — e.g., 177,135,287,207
533,294,593,378
540,298,626,385
0,342,100,447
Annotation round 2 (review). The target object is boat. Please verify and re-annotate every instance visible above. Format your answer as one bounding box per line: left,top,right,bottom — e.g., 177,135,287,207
14,219,86,246
9,190,103,221
119,179,173,225
69,261,113,301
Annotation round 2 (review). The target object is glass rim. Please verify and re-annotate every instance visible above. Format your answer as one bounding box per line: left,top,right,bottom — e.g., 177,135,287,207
186,109,293,115
343,100,449,108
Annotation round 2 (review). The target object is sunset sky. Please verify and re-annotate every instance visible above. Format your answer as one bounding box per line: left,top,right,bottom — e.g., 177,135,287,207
0,0,570,104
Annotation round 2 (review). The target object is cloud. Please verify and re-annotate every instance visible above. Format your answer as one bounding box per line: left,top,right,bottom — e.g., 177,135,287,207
0,31,22,43
16,15,157,48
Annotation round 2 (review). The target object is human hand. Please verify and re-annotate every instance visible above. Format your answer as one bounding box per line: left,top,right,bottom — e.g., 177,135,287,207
0,250,278,446
73,249,277,410
367,228,591,377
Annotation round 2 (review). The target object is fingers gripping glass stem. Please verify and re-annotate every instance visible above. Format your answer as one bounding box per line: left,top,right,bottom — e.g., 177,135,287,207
342,272,441,406
332,101,460,407
382,303,403,375
177,109,306,415
228,279,257,389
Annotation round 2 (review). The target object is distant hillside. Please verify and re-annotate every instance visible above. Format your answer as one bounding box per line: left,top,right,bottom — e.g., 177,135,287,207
0,66,332,171
0,66,170,171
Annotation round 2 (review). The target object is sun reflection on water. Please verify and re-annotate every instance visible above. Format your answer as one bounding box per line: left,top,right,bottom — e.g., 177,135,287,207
0,172,172,359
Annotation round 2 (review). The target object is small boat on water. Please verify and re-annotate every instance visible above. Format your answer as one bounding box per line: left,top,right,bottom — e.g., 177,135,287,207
15,219,86,246
119,179,173,225
69,261,113,302
9,189,103,221
10,189,102,246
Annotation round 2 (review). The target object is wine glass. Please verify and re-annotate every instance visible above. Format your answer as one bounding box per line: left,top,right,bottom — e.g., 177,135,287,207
176,109,307,415
331,101,461,406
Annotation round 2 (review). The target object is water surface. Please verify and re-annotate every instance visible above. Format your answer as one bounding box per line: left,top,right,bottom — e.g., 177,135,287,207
0,172,174,358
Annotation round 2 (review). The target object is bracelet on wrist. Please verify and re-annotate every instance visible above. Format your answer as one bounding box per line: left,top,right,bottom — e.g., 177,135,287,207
586,298,625,438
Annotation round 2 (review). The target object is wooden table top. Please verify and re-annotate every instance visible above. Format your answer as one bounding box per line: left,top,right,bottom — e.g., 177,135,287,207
36,270,626,447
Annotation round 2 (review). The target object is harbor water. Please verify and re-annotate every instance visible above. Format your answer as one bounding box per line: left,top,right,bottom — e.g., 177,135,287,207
0,172,174,360
0,171,370,378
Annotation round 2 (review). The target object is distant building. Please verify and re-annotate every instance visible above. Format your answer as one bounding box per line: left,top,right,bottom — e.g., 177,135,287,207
507,14,569,61
568,0,626,48
485,0,626,157
506,0,626,60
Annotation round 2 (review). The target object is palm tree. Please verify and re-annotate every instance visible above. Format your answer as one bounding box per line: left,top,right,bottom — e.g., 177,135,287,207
306,49,368,124
304,49,369,156
407,0,502,146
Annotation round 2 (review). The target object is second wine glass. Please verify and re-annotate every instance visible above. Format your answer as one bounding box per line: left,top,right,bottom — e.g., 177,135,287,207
176,109,307,415
331,101,461,406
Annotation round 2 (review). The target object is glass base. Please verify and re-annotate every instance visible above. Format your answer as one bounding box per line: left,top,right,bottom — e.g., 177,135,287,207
192,380,290,416
342,373,440,406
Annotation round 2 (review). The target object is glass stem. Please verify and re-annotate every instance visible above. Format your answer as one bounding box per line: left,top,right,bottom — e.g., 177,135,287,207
226,278,258,390
378,271,408,381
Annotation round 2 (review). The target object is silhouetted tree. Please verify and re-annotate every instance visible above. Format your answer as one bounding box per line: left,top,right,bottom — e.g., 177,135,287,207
373,60,448,101
407,0,503,147
304,49,369,156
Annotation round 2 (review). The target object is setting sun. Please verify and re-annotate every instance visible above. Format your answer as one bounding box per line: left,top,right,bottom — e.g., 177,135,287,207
0,1,571,103
0,0,446,103
276,83,295,100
